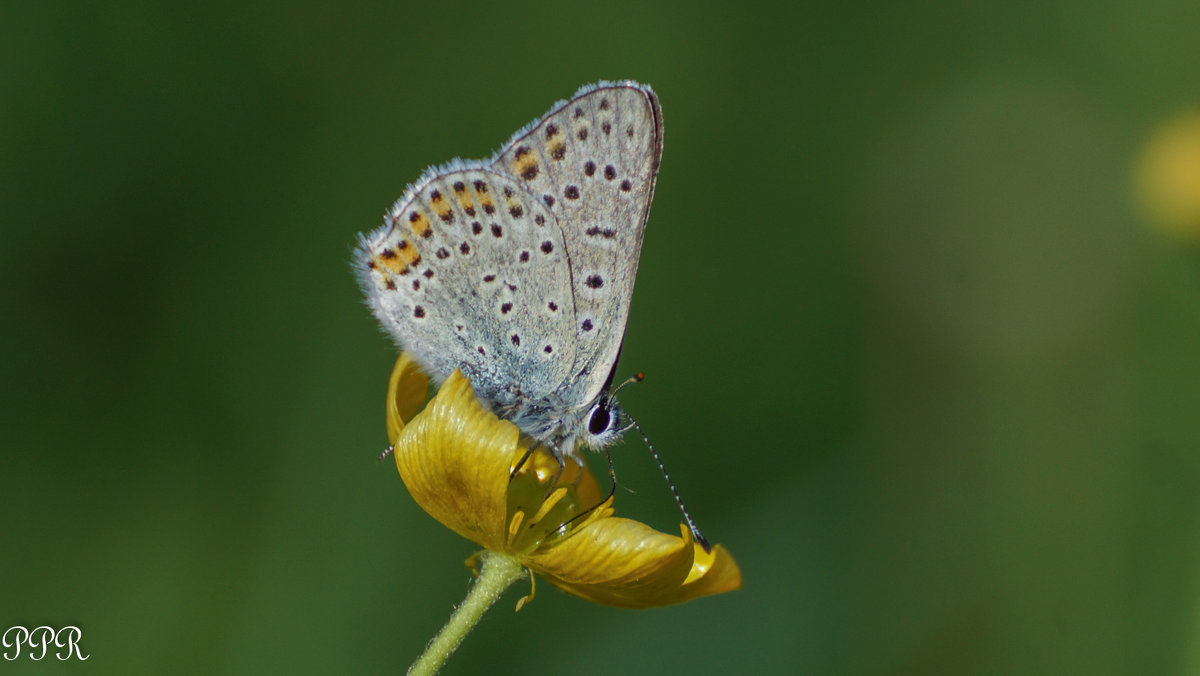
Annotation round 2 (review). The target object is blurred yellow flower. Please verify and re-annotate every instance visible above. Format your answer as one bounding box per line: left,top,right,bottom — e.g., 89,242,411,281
385,352,742,608
1136,111,1200,242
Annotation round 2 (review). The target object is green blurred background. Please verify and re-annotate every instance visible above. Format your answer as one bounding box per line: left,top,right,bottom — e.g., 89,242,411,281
4,1,1200,673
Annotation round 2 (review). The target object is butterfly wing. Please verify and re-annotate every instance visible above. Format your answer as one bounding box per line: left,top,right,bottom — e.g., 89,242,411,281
356,166,577,407
490,82,663,408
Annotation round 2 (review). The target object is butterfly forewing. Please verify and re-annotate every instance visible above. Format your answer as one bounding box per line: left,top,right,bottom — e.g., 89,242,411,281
491,83,663,408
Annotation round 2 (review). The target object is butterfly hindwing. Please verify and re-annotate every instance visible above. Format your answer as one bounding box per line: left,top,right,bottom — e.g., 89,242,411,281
356,167,576,406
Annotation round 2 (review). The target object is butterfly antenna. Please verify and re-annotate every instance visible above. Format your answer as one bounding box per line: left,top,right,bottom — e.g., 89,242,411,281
611,371,645,397
626,411,712,552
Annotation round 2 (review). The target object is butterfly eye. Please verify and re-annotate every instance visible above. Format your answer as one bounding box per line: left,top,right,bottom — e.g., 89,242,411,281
587,402,612,435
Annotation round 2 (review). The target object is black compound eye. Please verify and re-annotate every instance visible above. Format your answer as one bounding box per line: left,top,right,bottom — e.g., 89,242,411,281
587,404,611,435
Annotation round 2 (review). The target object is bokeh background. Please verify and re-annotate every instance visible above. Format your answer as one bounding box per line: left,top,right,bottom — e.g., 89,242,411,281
4,1,1200,673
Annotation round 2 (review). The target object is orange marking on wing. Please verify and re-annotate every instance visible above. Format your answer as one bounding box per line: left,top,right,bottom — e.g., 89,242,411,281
399,243,421,266
513,151,540,180
430,191,453,222
376,238,422,274
377,248,405,274
476,188,495,214
409,211,431,238
455,188,475,213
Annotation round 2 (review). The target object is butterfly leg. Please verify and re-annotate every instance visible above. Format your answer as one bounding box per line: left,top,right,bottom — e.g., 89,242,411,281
509,445,568,506
510,446,535,478
553,448,619,534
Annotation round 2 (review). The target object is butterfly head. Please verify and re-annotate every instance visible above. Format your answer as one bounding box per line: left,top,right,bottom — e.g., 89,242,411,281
582,395,626,449
572,369,646,454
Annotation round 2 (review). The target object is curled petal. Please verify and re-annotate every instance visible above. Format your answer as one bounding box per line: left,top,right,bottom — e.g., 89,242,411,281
392,369,525,552
528,521,743,609
385,352,430,444
678,538,743,603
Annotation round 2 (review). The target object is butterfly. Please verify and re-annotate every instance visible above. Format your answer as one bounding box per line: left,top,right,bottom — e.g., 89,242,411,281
355,81,662,463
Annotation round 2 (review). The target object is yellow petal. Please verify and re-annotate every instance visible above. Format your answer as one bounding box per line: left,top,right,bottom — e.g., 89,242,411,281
392,369,527,551
678,537,743,602
385,353,430,444
528,520,743,608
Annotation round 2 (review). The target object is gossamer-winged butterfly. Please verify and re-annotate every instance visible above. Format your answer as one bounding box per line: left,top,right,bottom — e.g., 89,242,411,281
355,81,707,545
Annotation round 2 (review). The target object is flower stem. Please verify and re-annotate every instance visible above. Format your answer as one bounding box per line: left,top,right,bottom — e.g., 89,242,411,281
408,552,525,676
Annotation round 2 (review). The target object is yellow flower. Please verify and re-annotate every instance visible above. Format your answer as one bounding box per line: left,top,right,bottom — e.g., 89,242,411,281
384,353,742,608
1136,111,1200,242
